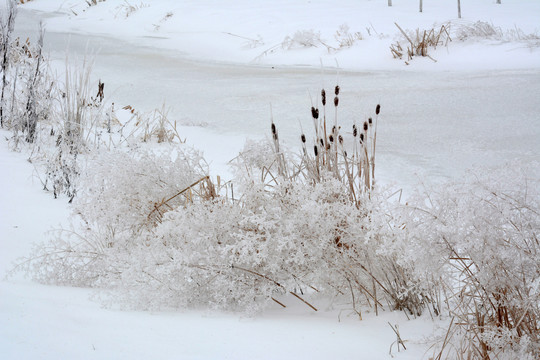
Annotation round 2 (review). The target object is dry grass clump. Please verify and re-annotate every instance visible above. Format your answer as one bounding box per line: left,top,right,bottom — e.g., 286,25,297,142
391,23,451,64
456,21,540,47
255,24,364,62
334,24,363,49
86,0,106,7
115,1,149,19
119,103,184,144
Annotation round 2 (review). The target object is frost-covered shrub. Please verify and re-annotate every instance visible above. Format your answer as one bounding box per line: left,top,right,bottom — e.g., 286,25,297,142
103,176,403,313
395,165,540,359
1,27,53,145
75,146,210,234
456,21,540,47
0,0,17,128
20,146,212,286
18,84,432,319
282,30,321,50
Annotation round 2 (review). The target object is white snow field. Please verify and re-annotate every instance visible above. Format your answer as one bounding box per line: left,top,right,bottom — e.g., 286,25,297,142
1,0,539,359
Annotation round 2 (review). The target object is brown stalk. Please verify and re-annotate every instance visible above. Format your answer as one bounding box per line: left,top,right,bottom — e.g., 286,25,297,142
231,265,318,311
271,297,287,308
148,176,211,220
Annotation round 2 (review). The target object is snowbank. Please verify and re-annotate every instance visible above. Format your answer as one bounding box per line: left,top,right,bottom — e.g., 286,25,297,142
19,0,540,71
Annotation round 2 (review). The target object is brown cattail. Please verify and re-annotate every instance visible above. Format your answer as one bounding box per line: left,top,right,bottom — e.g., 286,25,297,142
338,135,343,144
321,89,326,106
360,133,364,143
329,134,334,143
311,106,319,119
376,104,380,115
326,143,331,150
314,145,318,156
344,150,348,157
271,123,278,141
353,124,357,137
320,138,324,147
363,121,368,132
335,85,340,95
368,117,373,126
334,96,339,107
332,125,336,134
301,134,306,143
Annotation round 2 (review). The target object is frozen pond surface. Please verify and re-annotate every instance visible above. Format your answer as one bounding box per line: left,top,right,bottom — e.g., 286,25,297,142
16,9,540,189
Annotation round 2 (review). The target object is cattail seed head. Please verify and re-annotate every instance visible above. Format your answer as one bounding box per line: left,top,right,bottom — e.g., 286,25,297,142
321,89,326,106
353,124,357,137
332,125,336,134
301,134,306,143
376,104,381,115
368,117,373,126
329,134,334,143
363,121,368,132
360,133,364,143
320,138,324,147
326,143,331,150
334,96,339,107
338,135,343,144
335,85,340,95
344,150,348,157
271,123,278,141
314,145,318,156
311,106,319,119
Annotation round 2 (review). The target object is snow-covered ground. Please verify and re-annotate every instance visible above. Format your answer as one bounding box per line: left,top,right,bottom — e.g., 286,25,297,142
18,0,540,71
2,0,540,359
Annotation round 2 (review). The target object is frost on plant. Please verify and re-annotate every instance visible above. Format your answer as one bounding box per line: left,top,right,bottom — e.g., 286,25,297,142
395,165,540,359
19,146,212,288
282,29,321,50
334,24,363,49
456,21,540,47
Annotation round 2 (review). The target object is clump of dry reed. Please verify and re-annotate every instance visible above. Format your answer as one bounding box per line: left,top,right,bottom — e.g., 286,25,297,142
270,84,381,207
267,87,433,317
391,23,451,64
119,103,184,144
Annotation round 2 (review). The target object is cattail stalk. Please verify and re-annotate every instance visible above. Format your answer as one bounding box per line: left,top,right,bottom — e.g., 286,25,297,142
371,104,381,185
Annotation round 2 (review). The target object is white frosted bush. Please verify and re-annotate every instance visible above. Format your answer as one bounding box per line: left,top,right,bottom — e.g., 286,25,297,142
20,145,211,288
107,177,372,311
395,165,540,359
75,146,209,234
